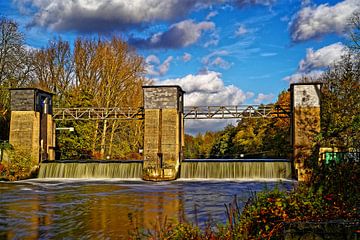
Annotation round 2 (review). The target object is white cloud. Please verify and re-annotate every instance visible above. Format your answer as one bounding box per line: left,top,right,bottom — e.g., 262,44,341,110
146,55,160,64
209,57,233,69
202,50,232,70
206,11,218,20
283,70,324,83
185,119,237,135
290,0,360,41
14,0,212,33
260,52,277,57
156,70,251,134
284,42,347,83
130,19,215,49
202,50,229,64
235,25,248,36
156,71,248,106
253,93,275,104
298,42,346,72
15,0,276,34
236,0,275,7
182,52,192,62
146,55,173,76
158,56,174,75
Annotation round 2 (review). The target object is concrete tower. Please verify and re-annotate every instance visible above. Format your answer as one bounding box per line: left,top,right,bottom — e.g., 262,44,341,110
9,88,55,164
291,83,322,181
142,86,185,181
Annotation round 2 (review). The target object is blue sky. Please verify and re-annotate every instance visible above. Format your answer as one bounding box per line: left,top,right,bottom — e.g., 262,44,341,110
1,0,358,132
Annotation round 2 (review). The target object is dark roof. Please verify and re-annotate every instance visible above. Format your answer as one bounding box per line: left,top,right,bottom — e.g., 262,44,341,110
9,88,54,95
142,85,185,93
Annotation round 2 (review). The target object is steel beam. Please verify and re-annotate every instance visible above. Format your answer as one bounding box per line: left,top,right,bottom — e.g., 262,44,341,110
53,104,290,121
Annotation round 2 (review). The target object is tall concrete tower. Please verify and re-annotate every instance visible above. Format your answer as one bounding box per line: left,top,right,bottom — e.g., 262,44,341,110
142,86,185,181
9,88,55,164
291,83,322,181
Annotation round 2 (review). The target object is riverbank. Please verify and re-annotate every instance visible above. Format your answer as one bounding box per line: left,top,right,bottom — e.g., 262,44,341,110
129,158,360,239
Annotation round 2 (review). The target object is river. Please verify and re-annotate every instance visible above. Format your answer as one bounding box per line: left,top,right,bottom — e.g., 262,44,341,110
0,179,294,239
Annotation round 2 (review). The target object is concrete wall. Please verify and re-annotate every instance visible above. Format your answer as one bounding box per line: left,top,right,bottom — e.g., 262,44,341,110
9,88,55,164
291,83,322,181
9,111,40,164
142,86,184,181
10,89,36,111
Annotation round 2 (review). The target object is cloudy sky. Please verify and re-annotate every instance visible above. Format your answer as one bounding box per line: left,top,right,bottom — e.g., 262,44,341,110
1,0,357,133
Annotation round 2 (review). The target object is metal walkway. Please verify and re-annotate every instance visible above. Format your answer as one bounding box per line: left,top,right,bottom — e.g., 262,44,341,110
184,105,290,119
53,104,290,121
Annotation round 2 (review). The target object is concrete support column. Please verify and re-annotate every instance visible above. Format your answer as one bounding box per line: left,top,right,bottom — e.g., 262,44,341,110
9,111,40,164
9,88,54,164
290,83,322,181
142,86,185,181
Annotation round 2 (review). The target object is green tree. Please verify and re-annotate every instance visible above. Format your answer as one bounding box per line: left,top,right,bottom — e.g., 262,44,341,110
319,53,360,150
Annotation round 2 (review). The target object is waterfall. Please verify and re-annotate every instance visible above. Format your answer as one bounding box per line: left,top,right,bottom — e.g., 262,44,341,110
179,159,292,179
38,161,143,178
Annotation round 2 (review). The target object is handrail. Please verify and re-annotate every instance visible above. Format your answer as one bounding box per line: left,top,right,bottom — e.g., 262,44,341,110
53,104,291,121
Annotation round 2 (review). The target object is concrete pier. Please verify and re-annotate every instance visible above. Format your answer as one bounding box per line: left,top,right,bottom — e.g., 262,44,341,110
142,86,185,181
291,83,322,181
9,88,55,164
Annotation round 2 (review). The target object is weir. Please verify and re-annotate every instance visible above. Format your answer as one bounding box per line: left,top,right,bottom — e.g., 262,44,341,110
180,159,292,179
7,83,322,181
38,160,142,178
38,159,292,179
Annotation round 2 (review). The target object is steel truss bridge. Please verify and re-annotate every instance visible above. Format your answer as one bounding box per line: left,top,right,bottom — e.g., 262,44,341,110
53,105,291,121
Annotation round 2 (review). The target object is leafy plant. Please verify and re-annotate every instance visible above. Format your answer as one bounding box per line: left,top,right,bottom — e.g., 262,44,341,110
4,148,34,181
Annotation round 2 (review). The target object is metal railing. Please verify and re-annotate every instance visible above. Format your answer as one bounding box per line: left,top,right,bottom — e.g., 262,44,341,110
53,107,145,121
184,105,290,119
53,104,291,121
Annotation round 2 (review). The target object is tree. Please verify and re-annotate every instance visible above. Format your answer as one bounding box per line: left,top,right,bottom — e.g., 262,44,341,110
30,38,74,106
319,53,360,150
349,11,360,51
68,37,145,159
0,17,31,140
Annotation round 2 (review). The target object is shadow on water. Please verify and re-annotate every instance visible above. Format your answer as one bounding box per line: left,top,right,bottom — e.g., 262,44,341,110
0,179,295,239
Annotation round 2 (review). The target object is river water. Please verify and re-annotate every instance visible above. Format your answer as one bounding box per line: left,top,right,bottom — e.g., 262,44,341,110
0,179,294,239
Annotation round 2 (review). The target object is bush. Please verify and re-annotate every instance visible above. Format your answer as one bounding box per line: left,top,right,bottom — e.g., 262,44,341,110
3,148,34,181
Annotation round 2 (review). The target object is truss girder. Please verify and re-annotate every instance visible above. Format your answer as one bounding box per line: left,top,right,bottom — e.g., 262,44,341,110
53,107,145,121
183,105,290,119
53,105,290,121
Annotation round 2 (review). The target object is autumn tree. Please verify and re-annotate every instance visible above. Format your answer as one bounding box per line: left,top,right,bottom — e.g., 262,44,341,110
69,37,145,159
0,17,32,140
30,38,74,106
319,53,360,150
349,11,360,51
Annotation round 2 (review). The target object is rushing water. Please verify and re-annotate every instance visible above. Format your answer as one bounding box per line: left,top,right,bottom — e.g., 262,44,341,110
180,159,292,179
38,159,292,179
0,179,294,239
38,161,143,178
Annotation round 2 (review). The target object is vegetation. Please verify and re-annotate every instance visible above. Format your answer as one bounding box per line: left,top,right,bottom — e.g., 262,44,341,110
0,148,35,181
129,13,360,239
130,156,359,239
0,17,146,160
184,91,291,159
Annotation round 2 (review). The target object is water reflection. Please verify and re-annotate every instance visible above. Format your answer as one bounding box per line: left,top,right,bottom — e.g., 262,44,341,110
0,180,294,239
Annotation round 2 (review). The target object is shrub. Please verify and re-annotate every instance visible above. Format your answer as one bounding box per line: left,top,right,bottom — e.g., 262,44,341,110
3,148,34,181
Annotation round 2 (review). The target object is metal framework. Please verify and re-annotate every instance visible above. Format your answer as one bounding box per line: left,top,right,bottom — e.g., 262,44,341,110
53,107,145,121
184,105,290,119
53,104,290,121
